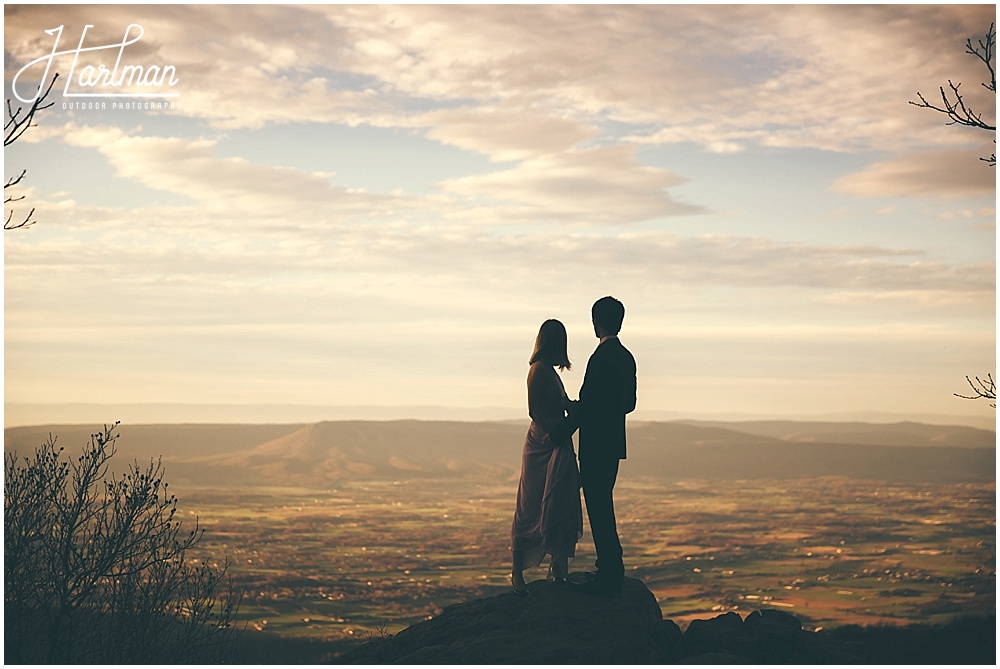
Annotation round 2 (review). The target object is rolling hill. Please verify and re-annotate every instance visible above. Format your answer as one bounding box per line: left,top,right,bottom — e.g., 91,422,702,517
678,419,997,448
5,419,994,488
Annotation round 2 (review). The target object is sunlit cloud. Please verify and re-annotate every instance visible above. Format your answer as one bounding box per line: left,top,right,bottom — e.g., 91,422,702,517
936,206,996,225
7,199,990,302
440,145,700,223
7,4,994,151
419,106,598,162
833,148,997,199
53,124,422,221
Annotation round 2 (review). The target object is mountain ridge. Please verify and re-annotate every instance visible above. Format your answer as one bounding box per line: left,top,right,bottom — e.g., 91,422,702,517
677,419,996,448
7,402,995,431
5,419,994,488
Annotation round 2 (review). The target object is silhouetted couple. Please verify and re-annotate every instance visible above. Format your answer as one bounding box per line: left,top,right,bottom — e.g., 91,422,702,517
510,296,637,598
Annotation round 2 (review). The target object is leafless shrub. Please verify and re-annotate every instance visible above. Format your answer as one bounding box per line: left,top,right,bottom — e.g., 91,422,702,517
4,422,243,663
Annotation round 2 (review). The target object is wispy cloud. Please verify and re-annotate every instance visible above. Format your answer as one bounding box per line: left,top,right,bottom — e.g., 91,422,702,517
832,147,997,199
419,106,598,162
7,197,990,302
440,145,700,223
68,130,318,207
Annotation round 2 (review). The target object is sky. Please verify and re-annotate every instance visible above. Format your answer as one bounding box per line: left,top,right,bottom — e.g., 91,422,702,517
3,4,996,428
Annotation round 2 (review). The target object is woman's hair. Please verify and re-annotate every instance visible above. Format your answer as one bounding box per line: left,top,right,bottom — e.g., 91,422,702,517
529,319,571,370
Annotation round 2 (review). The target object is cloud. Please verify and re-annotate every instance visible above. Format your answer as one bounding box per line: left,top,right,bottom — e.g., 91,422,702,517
419,106,598,162
44,124,703,230
935,205,996,227
12,194,989,301
561,233,994,294
4,5,393,130
817,289,996,313
16,120,696,233
832,148,997,199
56,124,410,219
7,4,994,154
324,4,993,154
440,145,700,223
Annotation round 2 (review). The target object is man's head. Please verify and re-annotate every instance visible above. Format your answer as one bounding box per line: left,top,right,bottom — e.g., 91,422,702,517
592,296,625,338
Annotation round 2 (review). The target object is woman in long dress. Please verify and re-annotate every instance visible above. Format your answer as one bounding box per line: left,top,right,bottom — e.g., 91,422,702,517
510,319,584,594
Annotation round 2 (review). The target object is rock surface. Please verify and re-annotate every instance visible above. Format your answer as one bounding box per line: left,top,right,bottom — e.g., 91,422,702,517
336,577,996,664
336,577,929,664
339,578,673,664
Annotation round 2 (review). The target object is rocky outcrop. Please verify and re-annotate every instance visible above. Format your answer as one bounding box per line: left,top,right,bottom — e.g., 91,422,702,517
338,578,674,664
676,607,862,664
335,577,875,664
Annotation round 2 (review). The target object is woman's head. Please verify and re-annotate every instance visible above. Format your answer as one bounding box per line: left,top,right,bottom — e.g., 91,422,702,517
530,319,571,370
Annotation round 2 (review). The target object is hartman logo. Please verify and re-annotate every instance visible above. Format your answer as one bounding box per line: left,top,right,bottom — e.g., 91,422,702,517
11,23,180,104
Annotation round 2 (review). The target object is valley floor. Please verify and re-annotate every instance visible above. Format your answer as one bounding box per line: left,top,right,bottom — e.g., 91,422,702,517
176,476,995,643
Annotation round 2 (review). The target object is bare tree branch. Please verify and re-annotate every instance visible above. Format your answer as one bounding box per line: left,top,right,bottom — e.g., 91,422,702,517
6,169,28,190
4,73,59,230
954,373,996,408
5,73,58,146
910,23,996,166
968,24,996,94
5,169,35,229
910,81,996,131
5,207,37,231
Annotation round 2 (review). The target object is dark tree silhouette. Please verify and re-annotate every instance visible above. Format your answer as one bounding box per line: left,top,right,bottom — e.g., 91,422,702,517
910,23,996,165
4,72,58,230
954,374,996,408
4,422,243,663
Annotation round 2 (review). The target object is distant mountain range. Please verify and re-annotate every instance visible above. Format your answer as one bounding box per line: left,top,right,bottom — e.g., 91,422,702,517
4,419,995,488
5,402,996,431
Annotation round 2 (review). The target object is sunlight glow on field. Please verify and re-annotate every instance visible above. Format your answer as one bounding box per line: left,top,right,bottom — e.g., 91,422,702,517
176,477,995,640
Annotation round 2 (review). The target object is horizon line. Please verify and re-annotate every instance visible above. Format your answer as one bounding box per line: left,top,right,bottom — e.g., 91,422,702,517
4,401,995,432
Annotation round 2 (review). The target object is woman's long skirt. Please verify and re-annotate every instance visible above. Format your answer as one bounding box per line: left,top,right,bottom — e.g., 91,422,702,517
510,422,584,567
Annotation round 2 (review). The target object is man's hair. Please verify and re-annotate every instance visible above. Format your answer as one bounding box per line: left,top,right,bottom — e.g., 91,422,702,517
592,296,625,335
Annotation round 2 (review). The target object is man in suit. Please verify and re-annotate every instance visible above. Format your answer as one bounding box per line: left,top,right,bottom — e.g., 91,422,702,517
548,296,637,597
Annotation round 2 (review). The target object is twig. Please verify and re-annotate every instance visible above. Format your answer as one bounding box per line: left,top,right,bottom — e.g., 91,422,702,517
954,373,996,408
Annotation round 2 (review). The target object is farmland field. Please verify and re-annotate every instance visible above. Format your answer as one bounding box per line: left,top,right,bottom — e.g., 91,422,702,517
176,476,995,646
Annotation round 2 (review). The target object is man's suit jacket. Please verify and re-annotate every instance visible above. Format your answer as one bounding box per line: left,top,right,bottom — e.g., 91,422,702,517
550,336,637,461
